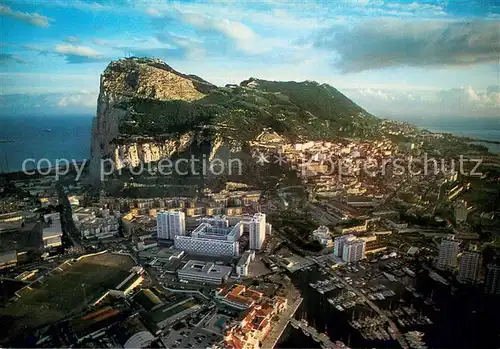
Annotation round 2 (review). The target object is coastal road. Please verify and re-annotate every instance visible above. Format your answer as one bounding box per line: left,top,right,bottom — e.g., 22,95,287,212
56,183,82,249
320,265,409,349
260,288,303,349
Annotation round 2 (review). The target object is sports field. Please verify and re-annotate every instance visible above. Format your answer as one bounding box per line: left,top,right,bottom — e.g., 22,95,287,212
0,252,135,342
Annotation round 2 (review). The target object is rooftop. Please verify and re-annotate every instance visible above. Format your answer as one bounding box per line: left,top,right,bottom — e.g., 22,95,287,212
216,284,263,308
178,260,232,279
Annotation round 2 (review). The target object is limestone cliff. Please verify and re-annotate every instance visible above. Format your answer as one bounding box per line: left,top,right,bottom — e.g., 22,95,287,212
89,57,382,180
89,57,215,177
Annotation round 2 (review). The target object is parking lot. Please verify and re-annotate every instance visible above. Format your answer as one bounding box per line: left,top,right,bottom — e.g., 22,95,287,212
161,322,223,349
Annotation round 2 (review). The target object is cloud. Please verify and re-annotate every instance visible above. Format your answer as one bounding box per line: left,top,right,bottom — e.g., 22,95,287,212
57,91,97,108
345,85,500,118
54,44,107,63
0,92,97,116
314,19,500,73
0,5,52,27
0,53,26,65
176,13,265,55
55,44,101,58
21,42,108,63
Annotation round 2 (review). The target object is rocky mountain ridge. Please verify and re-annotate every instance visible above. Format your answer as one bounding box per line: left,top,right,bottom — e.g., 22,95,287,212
89,57,383,179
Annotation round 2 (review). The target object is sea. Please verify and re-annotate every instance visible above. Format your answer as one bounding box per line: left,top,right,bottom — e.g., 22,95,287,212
0,115,498,173
0,115,93,173
276,266,499,349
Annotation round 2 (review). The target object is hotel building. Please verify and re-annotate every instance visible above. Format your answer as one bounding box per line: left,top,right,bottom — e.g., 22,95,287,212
157,210,185,240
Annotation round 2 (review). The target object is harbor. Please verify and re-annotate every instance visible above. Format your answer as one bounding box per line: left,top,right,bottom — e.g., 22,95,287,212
278,256,451,349
289,318,349,349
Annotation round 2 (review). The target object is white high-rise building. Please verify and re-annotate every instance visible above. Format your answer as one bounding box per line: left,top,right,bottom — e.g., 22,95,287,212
436,236,460,270
157,210,185,240
333,234,355,257
458,246,482,284
342,239,365,263
249,213,266,250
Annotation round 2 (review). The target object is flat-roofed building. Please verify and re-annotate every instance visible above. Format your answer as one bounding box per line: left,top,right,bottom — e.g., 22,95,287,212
174,236,239,257
0,250,17,269
458,247,482,284
333,234,355,257
42,214,62,249
249,213,266,250
436,236,460,271
70,306,129,343
177,260,232,284
342,238,366,263
174,220,243,257
141,295,201,332
157,210,185,240
236,250,255,277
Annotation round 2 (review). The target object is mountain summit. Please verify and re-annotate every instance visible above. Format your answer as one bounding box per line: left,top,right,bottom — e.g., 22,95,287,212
89,57,382,179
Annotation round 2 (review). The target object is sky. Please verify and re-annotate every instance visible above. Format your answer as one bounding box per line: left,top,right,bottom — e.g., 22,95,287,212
0,0,499,121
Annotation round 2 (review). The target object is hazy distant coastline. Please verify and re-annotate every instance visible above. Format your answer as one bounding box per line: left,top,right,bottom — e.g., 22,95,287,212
0,115,498,173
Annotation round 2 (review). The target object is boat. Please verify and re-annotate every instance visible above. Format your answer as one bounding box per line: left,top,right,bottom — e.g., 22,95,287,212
0,139,14,143
387,327,396,340
43,128,52,132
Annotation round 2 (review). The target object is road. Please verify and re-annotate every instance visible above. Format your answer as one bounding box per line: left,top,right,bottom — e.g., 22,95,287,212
260,289,303,349
56,183,82,249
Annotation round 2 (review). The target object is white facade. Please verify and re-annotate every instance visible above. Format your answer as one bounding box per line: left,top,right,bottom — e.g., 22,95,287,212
199,215,229,228
333,234,355,257
174,236,239,257
157,210,186,240
312,226,332,247
42,213,63,249
191,222,242,242
249,213,266,250
458,250,482,284
342,239,365,263
436,237,460,270
236,250,255,277
178,260,232,284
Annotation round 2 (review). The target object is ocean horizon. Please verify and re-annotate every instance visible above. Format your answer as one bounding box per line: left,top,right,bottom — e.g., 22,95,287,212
0,115,498,173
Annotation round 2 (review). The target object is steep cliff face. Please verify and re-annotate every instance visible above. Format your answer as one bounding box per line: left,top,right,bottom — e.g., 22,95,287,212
90,57,382,180
89,58,215,177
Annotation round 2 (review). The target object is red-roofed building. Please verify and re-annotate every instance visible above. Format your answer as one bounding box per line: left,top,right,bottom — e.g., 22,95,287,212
223,296,287,349
215,284,264,310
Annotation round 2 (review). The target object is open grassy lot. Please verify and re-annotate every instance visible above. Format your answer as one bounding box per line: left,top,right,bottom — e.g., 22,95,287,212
0,252,135,343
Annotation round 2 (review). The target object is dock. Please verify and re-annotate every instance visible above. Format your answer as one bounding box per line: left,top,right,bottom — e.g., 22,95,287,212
320,265,409,349
290,318,349,349
261,291,303,349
